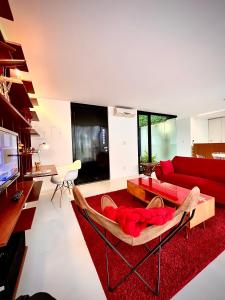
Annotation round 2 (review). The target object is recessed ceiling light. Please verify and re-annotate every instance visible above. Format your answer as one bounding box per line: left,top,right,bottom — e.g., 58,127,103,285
198,109,225,117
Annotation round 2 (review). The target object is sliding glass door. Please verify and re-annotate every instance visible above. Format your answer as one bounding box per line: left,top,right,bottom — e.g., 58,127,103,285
138,112,177,173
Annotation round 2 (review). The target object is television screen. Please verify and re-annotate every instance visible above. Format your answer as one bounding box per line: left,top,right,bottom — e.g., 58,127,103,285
0,127,19,191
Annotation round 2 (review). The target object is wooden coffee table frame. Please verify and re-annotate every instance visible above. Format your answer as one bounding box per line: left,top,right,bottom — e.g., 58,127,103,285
127,180,215,229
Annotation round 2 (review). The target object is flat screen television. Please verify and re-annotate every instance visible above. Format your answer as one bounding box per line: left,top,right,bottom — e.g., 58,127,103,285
0,127,20,193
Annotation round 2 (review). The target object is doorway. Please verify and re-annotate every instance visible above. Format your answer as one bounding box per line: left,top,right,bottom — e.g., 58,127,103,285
138,111,177,173
71,103,110,184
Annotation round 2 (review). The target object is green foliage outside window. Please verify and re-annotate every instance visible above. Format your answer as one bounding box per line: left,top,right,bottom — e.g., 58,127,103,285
151,115,168,125
139,115,148,127
138,114,169,127
140,151,157,163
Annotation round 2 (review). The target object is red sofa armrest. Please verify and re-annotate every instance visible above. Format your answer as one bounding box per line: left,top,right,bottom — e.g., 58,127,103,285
155,164,163,179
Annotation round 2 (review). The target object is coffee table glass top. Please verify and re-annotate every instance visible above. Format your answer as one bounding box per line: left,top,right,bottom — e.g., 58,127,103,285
128,177,212,205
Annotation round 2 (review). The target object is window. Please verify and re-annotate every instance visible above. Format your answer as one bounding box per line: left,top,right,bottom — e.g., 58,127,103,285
138,111,177,173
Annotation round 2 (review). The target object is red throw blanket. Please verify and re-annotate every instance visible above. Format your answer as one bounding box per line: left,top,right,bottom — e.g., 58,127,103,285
103,206,175,237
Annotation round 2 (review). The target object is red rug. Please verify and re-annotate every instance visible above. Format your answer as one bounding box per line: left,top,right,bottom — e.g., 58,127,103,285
71,189,225,300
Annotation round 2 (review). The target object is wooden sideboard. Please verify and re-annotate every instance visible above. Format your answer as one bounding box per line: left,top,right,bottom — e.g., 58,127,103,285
192,143,225,158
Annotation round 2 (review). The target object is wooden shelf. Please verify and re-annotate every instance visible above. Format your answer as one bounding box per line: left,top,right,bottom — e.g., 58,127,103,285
30,97,39,106
22,80,35,94
27,180,43,202
0,0,14,21
0,41,15,52
0,41,15,59
8,152,36,157
7,42,29,72
0,59,26,68
13,207,36,232
0,93,31,127
0,181,33,247
31,110,39,121
20,107,33,120
22,127,40,136
9,82,33,109
30,128,40,136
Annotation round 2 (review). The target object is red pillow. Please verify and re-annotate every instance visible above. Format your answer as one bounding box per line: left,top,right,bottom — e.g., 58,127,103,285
160,160,174,175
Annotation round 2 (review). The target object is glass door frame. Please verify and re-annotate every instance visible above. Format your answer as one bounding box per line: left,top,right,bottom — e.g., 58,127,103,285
137,111,177,174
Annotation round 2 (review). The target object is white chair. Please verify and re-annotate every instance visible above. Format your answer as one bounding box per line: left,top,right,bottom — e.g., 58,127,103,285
51,160,81,207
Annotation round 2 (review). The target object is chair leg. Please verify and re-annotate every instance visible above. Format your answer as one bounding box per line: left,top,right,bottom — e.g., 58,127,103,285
156,236,161,295
67,181,72,194
60,188,63,208
202,221,206,230
51,184,59,202
103,230,160,295
104,230,110,290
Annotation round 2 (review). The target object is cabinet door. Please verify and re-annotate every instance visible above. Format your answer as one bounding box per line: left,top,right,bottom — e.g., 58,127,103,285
221,118,225,142
208,118,222,142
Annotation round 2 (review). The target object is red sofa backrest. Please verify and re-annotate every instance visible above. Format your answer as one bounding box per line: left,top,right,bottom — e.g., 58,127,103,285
172,156,225,183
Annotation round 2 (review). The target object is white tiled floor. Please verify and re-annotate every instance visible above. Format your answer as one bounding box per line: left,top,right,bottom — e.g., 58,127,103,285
17,176,225,299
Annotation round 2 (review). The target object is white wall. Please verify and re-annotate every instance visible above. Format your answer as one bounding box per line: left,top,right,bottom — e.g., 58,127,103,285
31,99,73,167
108,107,139,179
191,118,208,143
31,101,210,180
176,117,209,157
31,103,139,180
208,117,225,142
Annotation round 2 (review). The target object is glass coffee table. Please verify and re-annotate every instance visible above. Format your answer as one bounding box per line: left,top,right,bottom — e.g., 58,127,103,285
127,177,215,229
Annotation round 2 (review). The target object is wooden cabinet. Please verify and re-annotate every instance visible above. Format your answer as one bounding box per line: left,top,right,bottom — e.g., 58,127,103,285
208,117,225,143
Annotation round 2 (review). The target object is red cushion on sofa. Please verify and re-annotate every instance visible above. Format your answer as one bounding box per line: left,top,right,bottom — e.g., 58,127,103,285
160,160,174,175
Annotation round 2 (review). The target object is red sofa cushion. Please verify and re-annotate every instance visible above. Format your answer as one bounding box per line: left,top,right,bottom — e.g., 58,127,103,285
160,160,174,175
164,173,208,190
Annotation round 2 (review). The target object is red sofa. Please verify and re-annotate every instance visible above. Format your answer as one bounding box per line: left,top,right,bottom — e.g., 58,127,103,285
155,156,225,205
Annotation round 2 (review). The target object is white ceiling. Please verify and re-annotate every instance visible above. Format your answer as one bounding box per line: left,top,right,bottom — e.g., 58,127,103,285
1,0,225,118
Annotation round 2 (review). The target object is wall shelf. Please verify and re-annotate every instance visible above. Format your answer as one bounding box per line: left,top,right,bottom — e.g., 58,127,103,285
30,98,39,106
0,0,14,21
0,181,34,247
0,93,31,127
7,41,29,72
8,153,36,157
9,82,33,109
31,110,39,121
30,128,40,136
22,80,35,94
27,181,43,202
0,41,15,51
0,59,26,68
